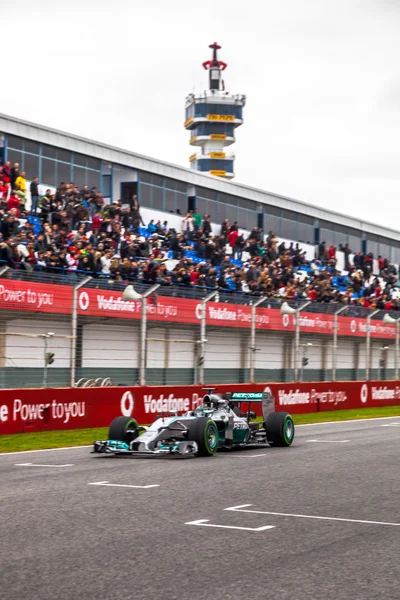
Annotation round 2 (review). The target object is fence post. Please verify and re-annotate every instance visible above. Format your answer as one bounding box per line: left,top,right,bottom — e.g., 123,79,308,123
396,320,399,381
249,297,266,383
382,313,399,380
0,267,9,387
43,334,49,388
294,302,311,382
70,277,92,387
332,306,347,381
198,290,218,385
365,309,379,381
139,285,160,386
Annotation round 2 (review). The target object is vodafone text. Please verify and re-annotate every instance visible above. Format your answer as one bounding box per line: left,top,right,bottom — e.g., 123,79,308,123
0,400,85,424
371,386,400,400
207,306,269,325
143,393,201,414
278,388,347,406
95,295,178,318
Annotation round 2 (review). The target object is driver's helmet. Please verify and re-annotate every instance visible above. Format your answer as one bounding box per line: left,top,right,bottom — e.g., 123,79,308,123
195,405,213,416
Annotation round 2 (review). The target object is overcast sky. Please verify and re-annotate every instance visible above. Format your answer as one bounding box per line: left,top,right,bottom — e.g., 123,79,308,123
2,0,400,229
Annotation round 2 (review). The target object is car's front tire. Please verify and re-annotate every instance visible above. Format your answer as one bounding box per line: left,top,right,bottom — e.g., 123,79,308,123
265,412,295,447
108,416,139,444
187,417,219,456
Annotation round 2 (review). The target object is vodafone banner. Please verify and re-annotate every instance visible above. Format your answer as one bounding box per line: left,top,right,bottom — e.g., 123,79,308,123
1,380,400,435
0,279,395,339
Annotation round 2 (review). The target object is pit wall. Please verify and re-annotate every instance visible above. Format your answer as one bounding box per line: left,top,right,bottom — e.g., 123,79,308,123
1,380,399,435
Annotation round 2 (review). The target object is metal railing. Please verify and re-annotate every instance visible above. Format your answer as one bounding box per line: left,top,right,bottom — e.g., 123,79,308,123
0,270,398,388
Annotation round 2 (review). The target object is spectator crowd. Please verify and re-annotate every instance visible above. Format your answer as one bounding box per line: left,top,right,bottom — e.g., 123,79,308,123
1,160,400,310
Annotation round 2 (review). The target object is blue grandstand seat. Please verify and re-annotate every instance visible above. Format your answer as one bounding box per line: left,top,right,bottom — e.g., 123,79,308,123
27,216,42,236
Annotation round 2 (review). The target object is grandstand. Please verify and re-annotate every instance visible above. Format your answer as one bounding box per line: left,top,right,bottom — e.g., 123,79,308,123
1,112,400,308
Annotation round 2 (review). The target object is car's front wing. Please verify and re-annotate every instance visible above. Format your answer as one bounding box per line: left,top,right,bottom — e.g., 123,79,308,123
92,439,199,456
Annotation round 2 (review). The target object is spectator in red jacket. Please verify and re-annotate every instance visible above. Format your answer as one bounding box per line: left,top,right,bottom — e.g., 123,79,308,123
0,181,9,203
309,287,317,301
328,245,336,260
228,228,238,249
1,161,11,186
378,255,385,274
7,192,21,216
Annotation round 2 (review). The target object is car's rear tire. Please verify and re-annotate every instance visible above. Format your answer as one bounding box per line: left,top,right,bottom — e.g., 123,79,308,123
187,417,219,456
265,412,294,447
108,416,139,444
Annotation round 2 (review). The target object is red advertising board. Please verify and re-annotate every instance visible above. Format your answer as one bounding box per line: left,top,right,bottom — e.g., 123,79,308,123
0,280,72,314
1,380,399,435
0,279,395,339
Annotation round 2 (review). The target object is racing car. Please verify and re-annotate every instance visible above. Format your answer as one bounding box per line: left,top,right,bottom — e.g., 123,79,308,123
92,389,295,457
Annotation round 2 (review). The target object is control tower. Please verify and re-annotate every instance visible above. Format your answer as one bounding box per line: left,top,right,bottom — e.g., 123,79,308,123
184,42,246,179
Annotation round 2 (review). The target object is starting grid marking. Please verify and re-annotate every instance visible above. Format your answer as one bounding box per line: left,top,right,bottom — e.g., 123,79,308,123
185,504,400,534
185,519,275,531
224,504,400,528
88,481,160,489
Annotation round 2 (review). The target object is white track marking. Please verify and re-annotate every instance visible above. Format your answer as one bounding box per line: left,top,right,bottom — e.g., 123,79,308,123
382,422,400,427
224,504,400,527
88,481,159,489
297,416,400,427
307,439,350,443
0,446,92,456
185,519,275,531
15,463,74,468
239,453,267,458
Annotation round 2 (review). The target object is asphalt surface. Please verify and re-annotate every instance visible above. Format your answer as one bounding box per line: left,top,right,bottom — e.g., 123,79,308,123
1,417,399,600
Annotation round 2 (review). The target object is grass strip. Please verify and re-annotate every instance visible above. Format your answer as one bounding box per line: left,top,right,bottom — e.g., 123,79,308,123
1,406,399,453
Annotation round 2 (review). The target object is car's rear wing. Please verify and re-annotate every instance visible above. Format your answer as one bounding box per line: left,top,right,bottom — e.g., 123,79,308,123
227,391,275,420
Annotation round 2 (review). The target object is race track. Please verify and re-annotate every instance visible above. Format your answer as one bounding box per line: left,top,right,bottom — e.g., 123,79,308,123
1,417,399,600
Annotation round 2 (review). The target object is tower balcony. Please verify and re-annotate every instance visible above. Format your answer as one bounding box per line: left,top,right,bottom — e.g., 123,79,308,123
188,122,236,147
184,114,243,129
184,95,244,130
189,133,235,147
189,154,235,179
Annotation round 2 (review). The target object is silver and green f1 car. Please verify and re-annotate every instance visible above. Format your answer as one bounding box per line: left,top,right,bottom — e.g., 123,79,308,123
92,389,294,458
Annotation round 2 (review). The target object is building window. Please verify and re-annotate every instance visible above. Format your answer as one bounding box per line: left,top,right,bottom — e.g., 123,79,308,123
24,154,39,178
152,186,164,210
7,135,24,150
102,174,112,198
7,149,23,167
164,189,176,213
24,140,39,154
72,166,87,188
58,149,71,163
264,214,281,236
42,144,57,159
281,218,299,241
41,158,57,187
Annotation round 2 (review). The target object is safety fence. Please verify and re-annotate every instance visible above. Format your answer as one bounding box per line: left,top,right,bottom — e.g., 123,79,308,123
1,380,399,434
0,270,399,388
